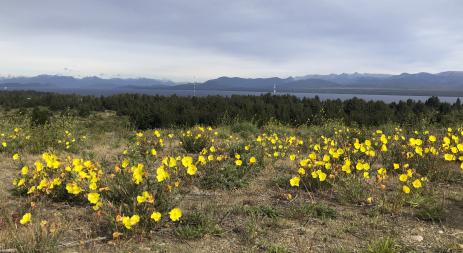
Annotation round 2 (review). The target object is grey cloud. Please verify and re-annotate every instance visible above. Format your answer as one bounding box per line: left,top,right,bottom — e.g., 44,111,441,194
0,0,462,80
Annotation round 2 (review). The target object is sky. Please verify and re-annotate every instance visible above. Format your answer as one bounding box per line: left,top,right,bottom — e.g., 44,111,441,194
0,0,462,81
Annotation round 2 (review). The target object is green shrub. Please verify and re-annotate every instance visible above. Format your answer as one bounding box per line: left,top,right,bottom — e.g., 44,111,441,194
230,121,259,137
333,175,368,205
31,107,52,126
180,134,210,153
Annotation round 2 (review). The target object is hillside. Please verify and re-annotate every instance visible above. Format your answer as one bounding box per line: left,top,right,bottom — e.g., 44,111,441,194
2,72,463,95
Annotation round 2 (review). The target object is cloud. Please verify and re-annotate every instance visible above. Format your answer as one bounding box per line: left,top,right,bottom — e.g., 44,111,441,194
0,0,462,80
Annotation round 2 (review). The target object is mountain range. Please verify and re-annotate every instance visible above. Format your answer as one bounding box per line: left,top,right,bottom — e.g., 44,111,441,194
0,75,175,89
2,72,463,95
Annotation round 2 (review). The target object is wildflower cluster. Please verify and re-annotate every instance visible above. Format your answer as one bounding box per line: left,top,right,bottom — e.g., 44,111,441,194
286,127,463,196
0,127,30,153
10,124,463,239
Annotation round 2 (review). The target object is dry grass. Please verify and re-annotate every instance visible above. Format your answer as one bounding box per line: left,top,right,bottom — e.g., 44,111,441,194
1,123,463,253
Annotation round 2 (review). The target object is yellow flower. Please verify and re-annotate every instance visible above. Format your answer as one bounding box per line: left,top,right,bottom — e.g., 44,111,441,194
66,183,82,195
92,202,103,211
363,172,370,179
318,171,327,182
156,166,169,182
40,220,48,227
87,192,100,204
132,163,144,184
27,186,36,194
377,168,387,175
181,156,193,167
21,166,29,175
444,154,455,161
399,174,408,182
235,159,242,166
136,195,146,204
17,178,25,187
121,159,130,169
167,157,177,168
187,164,197,175
137,191,154,204
365,140,371,147
122,215,140,230
151,149,157,156
289,176,300,187
402,185,411,194
12,153,20,161
151,211,162,222
412,179,422,188
249,156,256,164
381,144,388,152
169,208,182,221
37,179,48,190
290,154,296,161
342,160,351,174
406,169,413,177
367,197,373,204
322,154,330,162
20,212,31,225
1,142,7,147
198,155,206,165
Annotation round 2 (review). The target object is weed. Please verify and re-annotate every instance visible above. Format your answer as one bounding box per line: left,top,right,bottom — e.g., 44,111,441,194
175,212,222,240
286,202,337,220
364,238,398,253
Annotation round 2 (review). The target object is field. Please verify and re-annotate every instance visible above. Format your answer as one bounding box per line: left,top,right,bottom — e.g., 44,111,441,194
0,110,462,253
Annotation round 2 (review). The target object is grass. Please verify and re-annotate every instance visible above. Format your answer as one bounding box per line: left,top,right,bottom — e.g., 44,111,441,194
240,218,262,245
233,204,281,219
406,190,446,222
2,218,63,253
333,175,369,205
1,111,462,252
364,238,398,253
230,121,259,138
286,202,337,220
415,205,446,222
259,242,291,253
200,161,262,190
175,212,222,240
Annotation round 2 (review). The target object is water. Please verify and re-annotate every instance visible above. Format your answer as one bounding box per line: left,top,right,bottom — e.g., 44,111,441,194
6,87,461,103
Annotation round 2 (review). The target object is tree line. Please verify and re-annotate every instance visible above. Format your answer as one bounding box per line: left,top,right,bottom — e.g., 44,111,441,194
0,90,462,129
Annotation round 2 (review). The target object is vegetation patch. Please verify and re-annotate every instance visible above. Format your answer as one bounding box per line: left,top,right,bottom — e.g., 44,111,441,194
286,202,337,220
175,212,222,240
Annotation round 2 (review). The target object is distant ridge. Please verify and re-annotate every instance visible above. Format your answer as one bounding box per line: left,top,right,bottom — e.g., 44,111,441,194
2,71,463,94
0,75,176,89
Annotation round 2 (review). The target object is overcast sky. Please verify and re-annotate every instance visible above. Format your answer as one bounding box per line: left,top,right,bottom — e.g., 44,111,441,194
0,0,462,81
